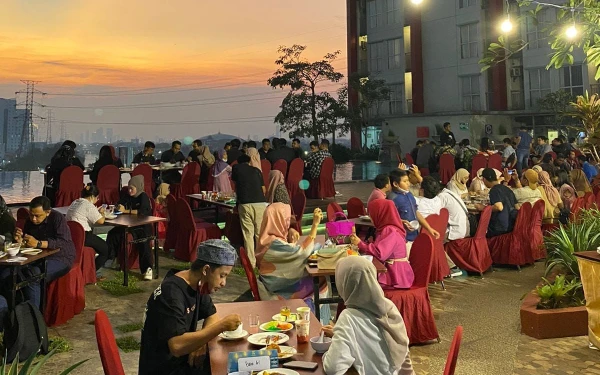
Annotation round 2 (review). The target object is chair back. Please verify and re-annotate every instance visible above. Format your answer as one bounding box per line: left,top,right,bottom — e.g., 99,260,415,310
167,195,178,226
66,221,85,266
409,233,434,288
16,207,30,221
405,153,414,165
425,208,451,282
419,168,430,177
229,160,238,191
584,191,595,209
570,196,586,221
16,219,25,230
487,153,502,170
261,159,272,187
443,326,464,375
439,154,456,185
97,165,121,205
206,165,215,191
56,166,84,207
286,158,304,199
346,197,365,219
181,162,200,197
531,200,544,227
240,247,261,301
132,164,153,198
470,154,487,179
326,202,344,222
291,191,306,223
475,206,492,239
273,159,288,178
176,198,196,232
319,157,336,198
94,310,126,375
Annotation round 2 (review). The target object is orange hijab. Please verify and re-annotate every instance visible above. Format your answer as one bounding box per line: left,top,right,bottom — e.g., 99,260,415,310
255,202,291,266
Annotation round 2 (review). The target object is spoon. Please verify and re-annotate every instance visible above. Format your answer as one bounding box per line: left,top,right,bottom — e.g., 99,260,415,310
318,330,325,343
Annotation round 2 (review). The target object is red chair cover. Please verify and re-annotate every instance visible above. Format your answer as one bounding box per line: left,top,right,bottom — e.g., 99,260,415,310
419,168,430,177
229,160,238,191
384,233,439,344
286,158,304,201
445,206,493,274
94,310,126,375
326,202,344,222
470,154,487,180
425,208,451,283
272,159,288,178
584,191,595,209
67,221,97,285
346,197,366,219
405,153,414,165
596,189,600,207
307,158,335,199
261,159,272,187
529,200,546,260
16,208,29,221
206,165,215,191
547,151,557,160
55,166,84,207
443,326,464,375
132,164,154,198
174,198,222,262
291,191,306,235
487,153,502,170
488,203,534,266
570,196,586,221
439,154,456,185
240,247,261,301
44,263,85,327
16,219,24,230
223,210,244,246
96,165,121,206
163,194,178,252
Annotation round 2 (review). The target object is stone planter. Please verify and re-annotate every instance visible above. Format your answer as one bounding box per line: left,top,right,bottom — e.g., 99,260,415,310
520,291,588,339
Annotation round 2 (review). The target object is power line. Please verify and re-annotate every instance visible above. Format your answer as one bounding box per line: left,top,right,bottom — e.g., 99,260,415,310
15,80,45,157
58,115,277,126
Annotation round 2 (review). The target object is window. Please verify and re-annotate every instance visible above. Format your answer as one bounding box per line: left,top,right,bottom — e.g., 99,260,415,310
560,65,584,96
459,23,478,59
459,0,475,8
368,41,387,72
461,75,480,111
387,39,402,69
367,0,385,29
387,84,403,115
528,68,551,107
386,0,401,25
526,9,550,49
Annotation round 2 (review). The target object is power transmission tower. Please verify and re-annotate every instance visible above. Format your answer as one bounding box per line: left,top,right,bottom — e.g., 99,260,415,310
46,109,53,144
15,80,45,157
60,121,67,142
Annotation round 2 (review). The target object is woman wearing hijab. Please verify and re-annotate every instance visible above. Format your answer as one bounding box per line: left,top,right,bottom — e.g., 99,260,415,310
266,170,286,204
246,147,262,171
571,169,592,197
469,168,487,195
538,170,562,219
512,169,542,204
154,183,169,240
90,145,120,185
446,168,469,199
106,175,154,280
0,195,15,244
558,170,577,210
212,150,233,195
350,199,414,289
322,256,414,375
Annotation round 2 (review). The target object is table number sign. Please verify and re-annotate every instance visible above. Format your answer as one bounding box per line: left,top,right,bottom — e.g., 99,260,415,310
227,349,278,373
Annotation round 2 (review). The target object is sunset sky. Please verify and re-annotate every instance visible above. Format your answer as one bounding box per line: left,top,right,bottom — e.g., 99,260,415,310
0,0,347,141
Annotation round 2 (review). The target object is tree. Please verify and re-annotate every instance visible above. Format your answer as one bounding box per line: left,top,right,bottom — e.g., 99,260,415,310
568,92,600,161
268,45,345,141
538,90,575,131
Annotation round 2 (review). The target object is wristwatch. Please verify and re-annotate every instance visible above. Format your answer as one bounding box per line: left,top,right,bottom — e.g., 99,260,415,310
36,240,42,249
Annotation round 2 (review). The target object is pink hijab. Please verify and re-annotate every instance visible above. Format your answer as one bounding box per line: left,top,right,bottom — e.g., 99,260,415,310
266,170,285,204
255,202,291,266
246,147,261,170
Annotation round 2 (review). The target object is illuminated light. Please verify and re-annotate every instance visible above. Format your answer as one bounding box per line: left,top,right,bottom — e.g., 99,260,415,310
299,180,310,190
500,18,513,33
410,0,423,4
565,25,578,39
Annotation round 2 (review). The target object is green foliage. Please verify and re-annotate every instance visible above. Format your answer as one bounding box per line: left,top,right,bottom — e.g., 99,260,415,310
538,90,575,126
0,342,88,374
97,271,144,296
353,145,380,161
116,322,144,333
535,275,585,309
329,144,353,163
115,336,141,353
567,92,600,161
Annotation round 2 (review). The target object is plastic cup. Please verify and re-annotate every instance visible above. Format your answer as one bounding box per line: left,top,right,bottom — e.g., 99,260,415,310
296,320,310,344
296,307,310,321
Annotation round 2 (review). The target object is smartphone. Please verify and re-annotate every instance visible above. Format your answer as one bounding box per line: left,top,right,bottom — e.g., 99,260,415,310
283,361,318,371
507,170,513,175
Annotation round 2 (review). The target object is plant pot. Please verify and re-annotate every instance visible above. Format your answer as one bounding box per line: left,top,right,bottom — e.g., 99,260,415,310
520,291,588,339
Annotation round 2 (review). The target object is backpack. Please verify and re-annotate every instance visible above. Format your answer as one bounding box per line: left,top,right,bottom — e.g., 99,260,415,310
3,301,49,363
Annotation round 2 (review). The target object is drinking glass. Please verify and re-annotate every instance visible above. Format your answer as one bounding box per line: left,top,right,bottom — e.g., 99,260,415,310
248,314,260,334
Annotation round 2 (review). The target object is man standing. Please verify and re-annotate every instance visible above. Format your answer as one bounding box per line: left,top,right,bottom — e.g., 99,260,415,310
139,240,242,375
267,138,296,166
187,139,203,164
514,126,533,175
291,138,304,159
410,140,423,164
259,138,272,160
305,139,333,180
226,139,242,165
161,141,186,184
476,168,517,237
232,154,266,267
439,122,455,147
133,141,157,164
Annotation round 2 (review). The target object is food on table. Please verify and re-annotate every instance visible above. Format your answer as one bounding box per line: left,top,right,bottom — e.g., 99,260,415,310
280,306,291,319
308,254,318,260
263,321,293,331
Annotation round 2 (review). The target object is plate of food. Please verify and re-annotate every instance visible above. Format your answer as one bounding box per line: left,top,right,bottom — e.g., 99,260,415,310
20,249,42,255
247,332,289,346
218,329,248,340
271,313,299,322
257,369,300,375
260,321,294,333
263,344,297,360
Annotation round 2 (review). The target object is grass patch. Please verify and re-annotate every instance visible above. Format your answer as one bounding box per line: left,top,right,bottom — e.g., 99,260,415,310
116,322,144,333
231,266,258,277
98,271,144,296
116,336,141,353
171,262,191,271
48,336,72,353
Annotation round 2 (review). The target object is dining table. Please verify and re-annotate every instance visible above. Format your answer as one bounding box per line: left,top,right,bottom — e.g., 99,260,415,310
187,194,236,224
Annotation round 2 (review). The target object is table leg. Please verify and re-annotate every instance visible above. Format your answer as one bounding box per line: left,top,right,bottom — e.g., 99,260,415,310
313,277,321,321
215,205,219,225
10,267,17,311
40,259,48,314
123,229,129,287
154,222,159,279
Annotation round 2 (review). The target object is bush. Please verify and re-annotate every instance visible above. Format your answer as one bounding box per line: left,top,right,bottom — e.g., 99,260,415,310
353,145,380,161
535,275,584,309
329,144,353,163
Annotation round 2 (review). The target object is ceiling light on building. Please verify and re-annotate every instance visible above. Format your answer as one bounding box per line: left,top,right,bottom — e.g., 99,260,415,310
500,18,513,33
410,0,423,4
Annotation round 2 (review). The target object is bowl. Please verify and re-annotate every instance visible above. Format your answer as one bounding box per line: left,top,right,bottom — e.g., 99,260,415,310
6,245,20,257
310,336,332,353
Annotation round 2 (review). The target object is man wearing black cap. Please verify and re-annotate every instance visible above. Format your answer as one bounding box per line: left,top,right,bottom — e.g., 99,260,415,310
139,239,242,375
476,168,517,237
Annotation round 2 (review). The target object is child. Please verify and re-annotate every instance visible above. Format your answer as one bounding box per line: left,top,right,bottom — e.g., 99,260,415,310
367,173,391,204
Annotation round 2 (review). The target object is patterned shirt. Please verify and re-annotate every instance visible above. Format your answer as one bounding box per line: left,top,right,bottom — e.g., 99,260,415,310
461,146,479,171
306,150,332,179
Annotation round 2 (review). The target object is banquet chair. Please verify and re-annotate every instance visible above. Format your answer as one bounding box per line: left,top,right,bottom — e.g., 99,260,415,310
16,207,29,221
96,165,121,206
273,159,288,179
67,220,97,285
443,326,464,375
291,191,306,235
488,203,533,270
424,208,450,288
173,198,221,262
326,202,344,222
229,160,238,191
570,196,586,222
55,166,84,207
584,191,596,209
307,157,335,199
470,154,487,180
171,162,200,202
405,153,414,165
131,163,154,198
223,209,244,247
419,167,430,177
163,194,179,253
286,158,304,201
529,200,546,261
346,197,366,219
240,247,261,301
439,154,456,185
487,153,502,170
384,233,439,344
261,159,272,187
445,206,493,276
95,310,126,375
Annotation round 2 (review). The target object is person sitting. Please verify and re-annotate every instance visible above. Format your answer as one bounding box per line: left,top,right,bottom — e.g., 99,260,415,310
469,168,488,195
579,155,598,182
558,170,577,210
538,170,562,220
291,138,304,159
107,145,124,169
66,184,110,279
0,195,15,245
406,164,423,197
554,154,572,173
367,173,391,204
350,199,414,289
10,196,76,308
133,141,157,164
438,184,470,240
458,139,479,171
512,169,542,205
502,138,516,165
267,138,297,167
44,144,85,206
539,153,557,179
154,183,169,240
321,256,414,375
106,176,154,280
188,141,215,189
306,139,333,180
138,240,242,375
567,149,580,170
534,136,553,160
212,150,233,195
90,145,121,185
446,169,469,199
570,169,592,197
256,205,323,299
479,137,497,156
161,141,186,184
434,138,457,160
259,138,272,159
415,176,442,218
476,168,517,238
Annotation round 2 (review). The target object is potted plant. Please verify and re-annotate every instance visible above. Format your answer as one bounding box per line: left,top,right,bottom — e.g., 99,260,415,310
1,343,88,374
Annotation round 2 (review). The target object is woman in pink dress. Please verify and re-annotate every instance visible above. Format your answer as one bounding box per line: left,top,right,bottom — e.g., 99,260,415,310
350,199,414,289
212,150,233,195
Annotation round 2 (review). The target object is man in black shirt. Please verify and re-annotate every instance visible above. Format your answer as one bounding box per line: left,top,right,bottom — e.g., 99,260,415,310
226,139,242,166
161,140,185,184
267,138,297,167
232,154,266,267
133,141,157,164
476,168,517,237
187,139,203,164
292,138,304,159
139,240,241,375
259,138,271,159
439,122,456,147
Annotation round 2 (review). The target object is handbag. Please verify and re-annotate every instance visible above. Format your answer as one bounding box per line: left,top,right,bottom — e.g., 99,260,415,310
447,191,478,237
325,212,355,245
316,248,348,270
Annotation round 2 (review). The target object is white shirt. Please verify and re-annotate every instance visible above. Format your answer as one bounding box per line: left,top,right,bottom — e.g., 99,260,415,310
66,198,102,232
415,196,442,218
502,145,516,160
323,309,414,375
438,189,470,240
513,187,542,204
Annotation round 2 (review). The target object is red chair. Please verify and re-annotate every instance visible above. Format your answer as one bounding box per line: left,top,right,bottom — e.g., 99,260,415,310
240,247,261,301
272,159,288,178
529,200,546,261
261,159,272,187
584,191,595,209
487,153,502,170
424,209,451,287
229,160,238,191
96,165,121,206
346,197,366,219
291,191,306,235
206,165,215,191
326,202,344,222
405,153,414,165
419,168,430,177
443,326,464,375
223,209,244,247
488,203,534,269
439,154,456,185
55,166,84,207
16,207,29,221
132,164,153,198
307,157,335,199
173,198,222,262
94,310,126,375
67,221,97,285
286,158,304,201
445,206,493,276
470,154,487,180
384,233,439,344
570,196,586,221
177,162,201,200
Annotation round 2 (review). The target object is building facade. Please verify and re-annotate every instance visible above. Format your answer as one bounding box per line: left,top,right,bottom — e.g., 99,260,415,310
0,98,27,159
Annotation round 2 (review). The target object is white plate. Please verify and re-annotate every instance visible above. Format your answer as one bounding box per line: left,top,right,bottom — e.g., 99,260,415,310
218,330,248,340
104,214,117,220
247,332,289,346
6,257,27,262
257,369,300,375
259,321,294,333
20,249,42,255
263,345,297,360
271,313,299,322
